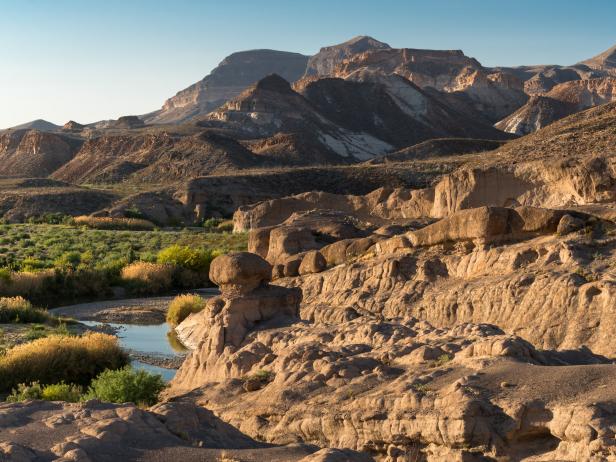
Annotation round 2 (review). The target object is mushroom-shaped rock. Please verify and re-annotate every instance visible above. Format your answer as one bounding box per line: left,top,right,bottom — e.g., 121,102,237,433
209,252,272,295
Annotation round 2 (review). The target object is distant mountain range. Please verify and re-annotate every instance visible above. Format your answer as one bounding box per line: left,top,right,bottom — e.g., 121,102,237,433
2,36,615,188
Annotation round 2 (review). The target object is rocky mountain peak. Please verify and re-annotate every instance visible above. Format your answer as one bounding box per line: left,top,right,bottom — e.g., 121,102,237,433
305,36,392,77
254,73,293,93
580,43,616,71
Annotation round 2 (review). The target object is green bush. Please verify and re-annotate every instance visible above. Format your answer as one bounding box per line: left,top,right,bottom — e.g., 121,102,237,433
6,382,43,402
157,245,218,272
0,297,51,323
166,294,206,327
41,382,83,402
7,381,82,402
84,367,165,406
0,333,128,392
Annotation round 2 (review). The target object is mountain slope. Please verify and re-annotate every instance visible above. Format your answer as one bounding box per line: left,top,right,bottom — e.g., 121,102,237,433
580,43,616,73
51,131,264,184
304,35,391,76
144,50,309,124
0,130,83,177
496,77,616,134
5,119,60,132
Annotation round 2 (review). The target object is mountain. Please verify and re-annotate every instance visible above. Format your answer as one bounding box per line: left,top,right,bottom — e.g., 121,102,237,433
144,50,309,124
200,72,511,162
0,129,83,177
51,130,264,184
5,119,60,132
580,43,616,73
496,77,616,134
304,35,391,76
300,70,513,145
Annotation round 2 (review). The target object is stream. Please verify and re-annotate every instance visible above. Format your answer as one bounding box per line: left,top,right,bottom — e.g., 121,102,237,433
80,320,186,382
52,293,216,382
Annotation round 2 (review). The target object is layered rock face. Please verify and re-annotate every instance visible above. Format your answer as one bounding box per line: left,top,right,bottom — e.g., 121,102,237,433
170,206,616,460
497,77,616,134
145,49,310,124
156,103,615,460
0,129,82,177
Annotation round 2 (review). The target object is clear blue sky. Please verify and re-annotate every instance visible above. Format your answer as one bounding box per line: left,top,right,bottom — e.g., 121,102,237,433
1,0,614,128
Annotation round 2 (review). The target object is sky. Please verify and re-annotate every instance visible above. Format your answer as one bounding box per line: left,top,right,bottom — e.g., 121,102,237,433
1,0,615,128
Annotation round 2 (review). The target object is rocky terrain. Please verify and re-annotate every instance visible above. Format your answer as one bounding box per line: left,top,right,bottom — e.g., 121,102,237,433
2,37,616,462
147,103,616,460
496,77,616,134
2,38,616,227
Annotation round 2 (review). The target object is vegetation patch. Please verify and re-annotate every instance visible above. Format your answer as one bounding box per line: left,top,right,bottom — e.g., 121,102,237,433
0,296,51,324
0,332,128,392
84,366,165,406
166,294,207,327
74,216,156,231
0,223,247,304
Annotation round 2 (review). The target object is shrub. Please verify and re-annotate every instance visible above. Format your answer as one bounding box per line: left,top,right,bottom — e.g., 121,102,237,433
0,333,128,391
41,382,83,402
74,216,155,231
120,262,175,294
53,252,82,270
0,270,52,297
157,245,218,273
6,382,43,402
166,294,206,326
0,296,51,323
6,381,82,402
19,258,46,272
84,367,165,406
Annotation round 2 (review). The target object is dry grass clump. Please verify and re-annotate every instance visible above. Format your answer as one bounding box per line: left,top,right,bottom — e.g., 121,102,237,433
166,294,206,327
0,332,128,391
74,216,155,231
0,270,52,297
0,296,51,323
120,262,175,294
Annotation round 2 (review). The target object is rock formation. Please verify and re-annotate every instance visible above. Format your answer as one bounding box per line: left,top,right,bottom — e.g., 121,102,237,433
144,49,310,124
497,77,616,134
170,205,616,460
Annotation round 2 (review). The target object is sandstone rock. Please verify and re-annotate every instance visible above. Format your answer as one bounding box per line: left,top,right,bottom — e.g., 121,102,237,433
266,226,320,265
408,206,510,246
557,214,586,235
298,448,374,461
299,251,327,275
209,252,272,295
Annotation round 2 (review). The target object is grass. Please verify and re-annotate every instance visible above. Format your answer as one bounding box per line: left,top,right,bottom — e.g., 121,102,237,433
6,367,164,405
0,332,128,391
0,223,247,272
0,296,51,323
120,262,175,294
74,216,156,231
0,223,247,305
166,294,207,327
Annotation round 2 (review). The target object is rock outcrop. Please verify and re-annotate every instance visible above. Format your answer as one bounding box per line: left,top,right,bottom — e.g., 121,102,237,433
173,252,301,384
497,77,616,134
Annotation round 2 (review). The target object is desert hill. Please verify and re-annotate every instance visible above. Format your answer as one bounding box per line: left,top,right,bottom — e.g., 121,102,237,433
496,77,616,134
4,119,60,132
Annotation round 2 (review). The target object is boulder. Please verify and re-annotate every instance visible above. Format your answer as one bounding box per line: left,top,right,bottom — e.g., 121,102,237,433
266,226,319,264
209,252,272,295
299,250,327,275
408,206,510,247
557,214,586,235
248,226,274,258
